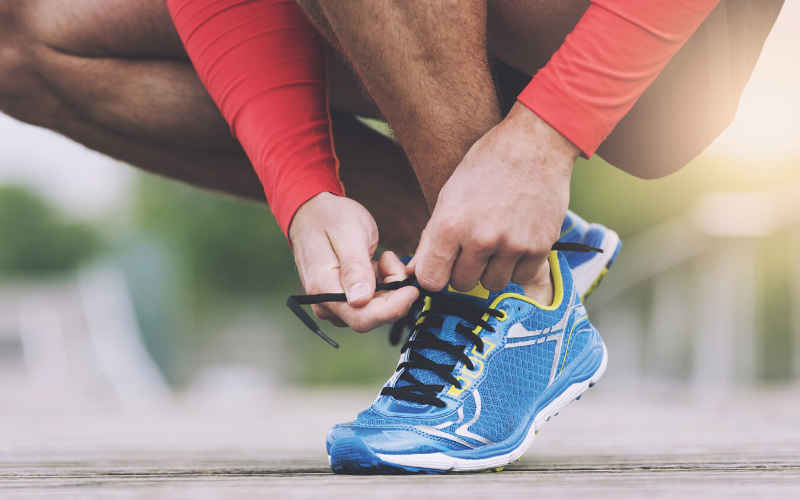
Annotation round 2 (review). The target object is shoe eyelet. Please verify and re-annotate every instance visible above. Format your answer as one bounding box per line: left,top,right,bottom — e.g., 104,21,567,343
496,310,508,321
517,306,522,312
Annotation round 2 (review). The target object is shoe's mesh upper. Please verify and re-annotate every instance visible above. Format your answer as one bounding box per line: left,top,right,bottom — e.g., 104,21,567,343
560,210,589,240
470,342,555,443
563,323,595,369
338,252,602,450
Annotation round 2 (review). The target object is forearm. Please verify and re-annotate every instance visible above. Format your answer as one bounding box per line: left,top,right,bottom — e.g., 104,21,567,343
519,0,721,158
314,0,501,208
167,0,343,237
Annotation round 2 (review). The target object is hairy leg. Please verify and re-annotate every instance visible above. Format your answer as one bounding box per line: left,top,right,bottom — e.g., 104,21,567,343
0,0,426,250
1,0,266,201
300,0,586,301
332,113,428,254
307,0,502,209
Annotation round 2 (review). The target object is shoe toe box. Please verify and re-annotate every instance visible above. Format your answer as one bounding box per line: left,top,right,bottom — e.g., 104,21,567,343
327,424,458,457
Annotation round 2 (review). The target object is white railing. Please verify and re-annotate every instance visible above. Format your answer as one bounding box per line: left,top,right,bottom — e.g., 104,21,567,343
1,263,170,408
588,179,800,388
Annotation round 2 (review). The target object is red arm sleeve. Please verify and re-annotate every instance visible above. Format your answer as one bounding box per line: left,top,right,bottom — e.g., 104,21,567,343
166,0,344,238
517,0,721,158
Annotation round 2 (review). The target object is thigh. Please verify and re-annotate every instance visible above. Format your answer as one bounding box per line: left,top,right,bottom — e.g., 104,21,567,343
596,0,784,178
21,0,187,59
327,0,591,121
486,0,784,178
488,0,590,78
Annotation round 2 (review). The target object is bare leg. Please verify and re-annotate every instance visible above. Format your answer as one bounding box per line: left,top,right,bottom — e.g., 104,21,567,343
0,0,427,251
1,0,265,201
300,0,578,302
307,0,501,209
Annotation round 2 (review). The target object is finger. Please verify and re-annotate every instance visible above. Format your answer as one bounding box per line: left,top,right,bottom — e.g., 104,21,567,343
481,252,521,292
510,255,548,289
372,260,381,281
294,231,352,326
414,221,460,292
449,248,490,292
379,251,409,284
406,227,429,275
330,285,420,333
311,304,348,328
329,224,378,308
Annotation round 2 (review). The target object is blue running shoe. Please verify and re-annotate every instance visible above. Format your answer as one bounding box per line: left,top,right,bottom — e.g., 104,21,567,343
560,210,622,302
327,250,608,474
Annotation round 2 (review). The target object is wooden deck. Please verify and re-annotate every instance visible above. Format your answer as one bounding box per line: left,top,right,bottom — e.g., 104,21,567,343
2,385,799,499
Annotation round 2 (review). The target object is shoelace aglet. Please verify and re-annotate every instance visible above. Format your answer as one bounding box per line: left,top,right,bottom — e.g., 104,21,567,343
314,328,340,349
287,296,340,348
551,241,603,254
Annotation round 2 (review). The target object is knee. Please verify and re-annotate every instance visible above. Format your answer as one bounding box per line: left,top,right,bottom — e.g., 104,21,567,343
605,153,690,180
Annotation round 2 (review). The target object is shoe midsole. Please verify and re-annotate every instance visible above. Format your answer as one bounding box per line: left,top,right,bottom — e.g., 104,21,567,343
573,227,621,298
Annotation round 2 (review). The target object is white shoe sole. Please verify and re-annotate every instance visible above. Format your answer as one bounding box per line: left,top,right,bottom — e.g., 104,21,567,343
573,227,621,302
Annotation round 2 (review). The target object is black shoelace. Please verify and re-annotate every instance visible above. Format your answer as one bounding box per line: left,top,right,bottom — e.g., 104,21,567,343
287,242,601,407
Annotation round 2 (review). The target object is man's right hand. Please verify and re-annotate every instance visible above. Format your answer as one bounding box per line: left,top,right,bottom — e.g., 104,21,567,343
289,192,420,333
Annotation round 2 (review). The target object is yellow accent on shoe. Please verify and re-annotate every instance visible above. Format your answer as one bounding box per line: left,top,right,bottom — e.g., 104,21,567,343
447,376,471,397
447,282,491,299
446,339,496,397
471,251,565,336
580,266,608,303
559,315,588,375
559,221,576,239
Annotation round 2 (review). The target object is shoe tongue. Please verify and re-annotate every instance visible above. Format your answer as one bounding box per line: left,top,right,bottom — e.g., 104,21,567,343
391,281,524,409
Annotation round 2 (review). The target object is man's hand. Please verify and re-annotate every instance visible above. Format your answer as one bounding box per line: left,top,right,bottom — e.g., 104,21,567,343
408,103,580,292
289,192,419,333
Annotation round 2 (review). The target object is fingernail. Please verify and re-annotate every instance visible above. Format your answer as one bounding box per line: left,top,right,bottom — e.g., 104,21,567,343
347,282,369,302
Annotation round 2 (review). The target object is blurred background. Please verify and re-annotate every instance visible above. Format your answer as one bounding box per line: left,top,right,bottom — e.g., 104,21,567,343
0,2,798,411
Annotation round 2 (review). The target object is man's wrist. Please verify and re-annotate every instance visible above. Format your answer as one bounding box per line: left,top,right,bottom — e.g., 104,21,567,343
288,191,337,248
505,101,581,162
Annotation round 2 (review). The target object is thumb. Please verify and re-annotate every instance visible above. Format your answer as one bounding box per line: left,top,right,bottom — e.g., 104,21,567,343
332,224,378,309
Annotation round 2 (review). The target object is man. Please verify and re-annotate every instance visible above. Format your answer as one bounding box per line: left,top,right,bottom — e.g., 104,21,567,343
0,0,783,473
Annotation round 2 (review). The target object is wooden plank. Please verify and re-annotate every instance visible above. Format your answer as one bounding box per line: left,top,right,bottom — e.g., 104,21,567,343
1,386,799,498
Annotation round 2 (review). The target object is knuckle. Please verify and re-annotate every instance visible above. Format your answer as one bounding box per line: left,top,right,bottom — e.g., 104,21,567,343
416,268,445,291
339,259,369,283
473,232,500,253
504,238,528,256
436,214,461,234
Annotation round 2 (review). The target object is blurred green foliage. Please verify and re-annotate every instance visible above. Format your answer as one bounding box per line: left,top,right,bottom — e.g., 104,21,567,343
132,174,404,386
0,185,97,275
135,176,297,295
570,154,800,238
